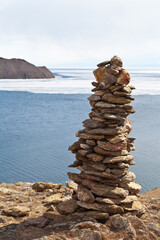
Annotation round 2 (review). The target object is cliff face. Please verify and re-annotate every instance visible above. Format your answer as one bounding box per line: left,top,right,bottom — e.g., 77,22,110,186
0,58,55,79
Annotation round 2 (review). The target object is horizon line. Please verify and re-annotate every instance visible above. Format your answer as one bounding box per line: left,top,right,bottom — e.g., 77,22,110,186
48,66,160,69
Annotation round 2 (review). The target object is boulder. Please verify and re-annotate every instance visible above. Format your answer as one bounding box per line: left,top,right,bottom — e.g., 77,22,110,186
77,185,95,203
44,193,71,204
93,67,117,85
110,214,136,239
110,55,123,71
65,181,78,191
57,199,79,214
117,69,130,85
3,206,30,217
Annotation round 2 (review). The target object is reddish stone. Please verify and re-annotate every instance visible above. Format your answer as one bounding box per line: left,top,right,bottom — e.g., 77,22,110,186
117,69,130,85
97,141,127,152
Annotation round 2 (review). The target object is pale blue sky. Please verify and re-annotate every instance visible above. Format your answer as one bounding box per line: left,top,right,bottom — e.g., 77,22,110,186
0,0,160,67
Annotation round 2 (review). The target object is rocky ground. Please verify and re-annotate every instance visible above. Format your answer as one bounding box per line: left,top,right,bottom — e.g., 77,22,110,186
0,181,160,240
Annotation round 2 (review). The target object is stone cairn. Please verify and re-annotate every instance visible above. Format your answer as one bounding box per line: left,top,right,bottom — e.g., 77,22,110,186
67,56,143,217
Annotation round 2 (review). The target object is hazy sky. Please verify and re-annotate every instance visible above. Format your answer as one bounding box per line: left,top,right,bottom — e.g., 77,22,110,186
0,0,160,67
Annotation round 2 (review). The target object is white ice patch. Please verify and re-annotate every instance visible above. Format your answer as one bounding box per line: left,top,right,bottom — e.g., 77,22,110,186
0,68,160,95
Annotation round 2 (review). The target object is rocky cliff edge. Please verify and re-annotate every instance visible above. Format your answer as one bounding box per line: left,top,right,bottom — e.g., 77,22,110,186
0,181,159,240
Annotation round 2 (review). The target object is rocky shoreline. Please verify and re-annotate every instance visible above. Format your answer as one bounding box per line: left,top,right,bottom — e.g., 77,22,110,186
0,181,159,240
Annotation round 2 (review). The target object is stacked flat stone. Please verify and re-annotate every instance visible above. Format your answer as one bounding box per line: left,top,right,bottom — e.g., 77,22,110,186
67,56,142,216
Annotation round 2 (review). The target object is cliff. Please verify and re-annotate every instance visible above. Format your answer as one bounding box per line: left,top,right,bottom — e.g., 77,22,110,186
0,58,54,79
0,181,159,240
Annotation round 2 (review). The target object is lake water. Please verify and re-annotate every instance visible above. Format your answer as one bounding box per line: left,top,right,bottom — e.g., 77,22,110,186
0,68,160,192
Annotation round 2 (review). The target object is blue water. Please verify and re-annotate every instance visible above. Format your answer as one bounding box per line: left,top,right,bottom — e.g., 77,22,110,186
0,91,160,192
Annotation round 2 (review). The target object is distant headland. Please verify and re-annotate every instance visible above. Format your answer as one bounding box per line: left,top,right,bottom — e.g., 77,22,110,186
0,57,55,79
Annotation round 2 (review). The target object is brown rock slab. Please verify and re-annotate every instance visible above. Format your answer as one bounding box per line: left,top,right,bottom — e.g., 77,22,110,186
68,160,81,168
110,55,123,70
68,139,83,151
86,139,96,146
94,90,106,96
94,146,128,157
76,211,109,220
115,162,130,169
106,134,126,144
80,172,103,182
110,214,136,239
77,132,105,140
83,119,106,128
124,200,146,217
103,155,133,163
65,181,78,191
67,172,83,183
102,93,131,104
110,84,124,92
87,153,104,162
82,169,117,180
78,149,92,157
120,172,136,183
95,101,116,109
3,206,30,217
80,143,92,150
97,60,110,67
96,195,137,205
122,85,132,93
92,81,99,87
77,201,124,214
87,128,118,135
88,95,101,102
103,113,124,121
43,211,67,221
57,199,79,214
129,85,136,89
77,185,95,203
97,140,127,152
93,66,117,85
23,217,49,228
87,162,107,172
113,91,131,97
45,193,71,204
81,179,129,199
32,182,62,192
109,168,128,178
120,182,142,194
